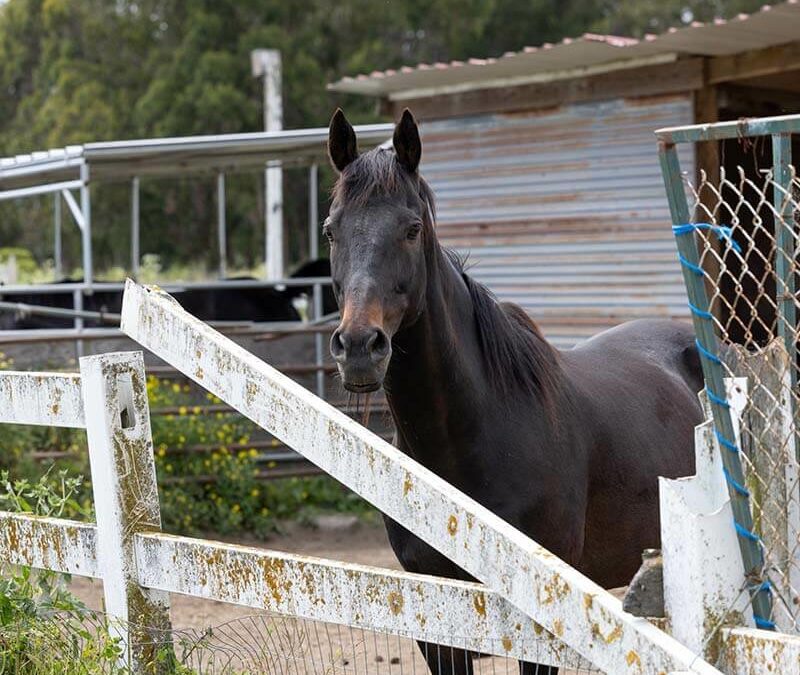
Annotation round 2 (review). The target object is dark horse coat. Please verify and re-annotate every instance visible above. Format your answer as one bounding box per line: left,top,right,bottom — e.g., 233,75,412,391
326,108,703,674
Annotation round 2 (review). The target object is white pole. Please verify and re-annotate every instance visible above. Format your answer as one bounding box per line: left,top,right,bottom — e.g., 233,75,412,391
80,163,92,290
80,351,172,672
252,49,283,280
54,193,62,280
131,177,140,280
217,172,227,279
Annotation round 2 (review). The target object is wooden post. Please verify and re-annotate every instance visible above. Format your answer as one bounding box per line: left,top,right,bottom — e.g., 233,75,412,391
80,351,172,672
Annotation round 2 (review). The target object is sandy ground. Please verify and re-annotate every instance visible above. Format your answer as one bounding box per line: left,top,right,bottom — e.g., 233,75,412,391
66,521,593,674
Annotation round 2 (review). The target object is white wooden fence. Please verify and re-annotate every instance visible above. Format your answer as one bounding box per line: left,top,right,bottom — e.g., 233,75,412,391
0,279,797,673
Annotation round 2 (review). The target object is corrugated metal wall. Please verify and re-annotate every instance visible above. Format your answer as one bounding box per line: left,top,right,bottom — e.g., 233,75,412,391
420,94,695,348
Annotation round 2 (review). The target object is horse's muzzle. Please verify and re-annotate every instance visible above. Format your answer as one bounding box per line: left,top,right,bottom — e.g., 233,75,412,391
330,324,391,392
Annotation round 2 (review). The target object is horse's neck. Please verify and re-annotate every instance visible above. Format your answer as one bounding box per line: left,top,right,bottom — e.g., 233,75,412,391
384,247,488,473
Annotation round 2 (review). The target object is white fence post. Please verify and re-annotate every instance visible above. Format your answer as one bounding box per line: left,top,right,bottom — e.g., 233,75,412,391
80,351,172,673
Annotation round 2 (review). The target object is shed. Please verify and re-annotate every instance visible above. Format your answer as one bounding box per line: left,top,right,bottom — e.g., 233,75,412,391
329,1,800,347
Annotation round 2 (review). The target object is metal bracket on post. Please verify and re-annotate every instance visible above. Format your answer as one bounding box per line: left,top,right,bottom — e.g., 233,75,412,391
80,352,172,672
132,177,140,280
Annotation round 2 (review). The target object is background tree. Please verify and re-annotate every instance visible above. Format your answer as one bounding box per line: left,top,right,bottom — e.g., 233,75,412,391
0,0,767,277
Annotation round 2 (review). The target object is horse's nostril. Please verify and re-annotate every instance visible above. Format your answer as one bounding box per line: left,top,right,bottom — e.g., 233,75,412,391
330,329,347,359
368,329,390,362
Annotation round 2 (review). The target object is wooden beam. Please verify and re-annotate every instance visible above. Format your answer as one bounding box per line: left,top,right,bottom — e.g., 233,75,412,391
384,58,704,121
709,40,800,85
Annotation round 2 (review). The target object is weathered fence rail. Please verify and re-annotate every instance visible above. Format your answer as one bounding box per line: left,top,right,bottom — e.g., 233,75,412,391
5,279,795,673
118,280,719,674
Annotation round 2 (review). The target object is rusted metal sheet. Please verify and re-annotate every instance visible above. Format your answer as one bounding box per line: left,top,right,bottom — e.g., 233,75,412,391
121,280,721,674
135,531,590,667
0,511,99,578
420,95,694,347
722,627,800,674
0,371,84,428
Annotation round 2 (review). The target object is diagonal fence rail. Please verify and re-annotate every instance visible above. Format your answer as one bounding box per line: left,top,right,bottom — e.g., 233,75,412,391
119,279,720,674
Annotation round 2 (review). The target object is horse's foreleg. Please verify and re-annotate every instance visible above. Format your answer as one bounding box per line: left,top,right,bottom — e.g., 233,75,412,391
416,640,474,674
519,662,558,674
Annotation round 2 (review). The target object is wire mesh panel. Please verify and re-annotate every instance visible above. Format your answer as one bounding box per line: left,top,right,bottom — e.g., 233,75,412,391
658,117,800,636
5,606,601,675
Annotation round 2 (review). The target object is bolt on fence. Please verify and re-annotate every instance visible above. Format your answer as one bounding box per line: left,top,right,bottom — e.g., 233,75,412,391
658,115,800,635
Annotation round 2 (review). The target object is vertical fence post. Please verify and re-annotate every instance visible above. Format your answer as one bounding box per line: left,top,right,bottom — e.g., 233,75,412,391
80,351,172,673
217,172,227,279
658,140,773,627
132,176,140,280
54,193,62,280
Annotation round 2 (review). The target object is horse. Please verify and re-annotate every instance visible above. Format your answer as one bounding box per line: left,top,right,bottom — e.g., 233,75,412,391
324,108,704,674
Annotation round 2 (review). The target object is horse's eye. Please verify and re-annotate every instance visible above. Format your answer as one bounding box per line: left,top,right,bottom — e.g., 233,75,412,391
394,282,408,295
406,223,421,241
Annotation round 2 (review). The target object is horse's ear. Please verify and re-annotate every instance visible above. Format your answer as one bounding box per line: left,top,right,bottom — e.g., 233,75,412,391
393,108,421,173
328,108,358,172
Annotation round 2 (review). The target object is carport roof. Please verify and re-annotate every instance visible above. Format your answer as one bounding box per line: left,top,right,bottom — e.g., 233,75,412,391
0,124,394,191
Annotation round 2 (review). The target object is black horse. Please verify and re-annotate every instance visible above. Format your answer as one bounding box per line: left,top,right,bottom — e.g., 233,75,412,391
325,108,703,674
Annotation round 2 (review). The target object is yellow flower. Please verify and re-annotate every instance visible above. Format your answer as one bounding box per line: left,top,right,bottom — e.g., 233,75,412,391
179,406,188,416
250,488,260,498
172,383,181,394
249,448,258,458
232,504,241,513
157,448,166,458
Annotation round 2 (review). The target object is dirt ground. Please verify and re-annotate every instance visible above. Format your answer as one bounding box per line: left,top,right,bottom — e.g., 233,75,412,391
67,521,592,674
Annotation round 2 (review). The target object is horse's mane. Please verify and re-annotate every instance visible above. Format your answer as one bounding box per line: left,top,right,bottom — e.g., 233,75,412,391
332,146,561,403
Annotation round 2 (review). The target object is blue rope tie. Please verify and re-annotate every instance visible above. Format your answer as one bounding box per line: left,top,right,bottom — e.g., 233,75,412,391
723,467,750,497
673,223,742,253
678,253,705,276
688,302,714,321
695,337,722,364
706,387,731,409
714,428,740,453
735,522,761,543
754,615,777,630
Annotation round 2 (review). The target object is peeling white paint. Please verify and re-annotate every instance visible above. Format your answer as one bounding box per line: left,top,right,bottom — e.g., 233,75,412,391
135,531,589,667
722,627,800,673
121,279,722,675
0,371,84,427
0,511,99,577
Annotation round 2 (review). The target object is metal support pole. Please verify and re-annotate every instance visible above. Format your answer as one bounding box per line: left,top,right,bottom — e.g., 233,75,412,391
309,163,319,260
252,49,283,280
73,288,84,359
313,283,325,399
659,140,773,627
54,193,62,279
772,133,795,402
79,163,92,291
131,177,140,280
217,173,227,279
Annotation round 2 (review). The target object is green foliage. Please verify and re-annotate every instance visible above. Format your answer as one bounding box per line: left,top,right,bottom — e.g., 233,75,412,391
0,366,374,539
0,0,768,278
0,466,125,674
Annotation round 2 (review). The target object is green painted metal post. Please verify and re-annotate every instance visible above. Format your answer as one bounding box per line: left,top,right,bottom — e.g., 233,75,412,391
658,140,773,627
772,133,797,461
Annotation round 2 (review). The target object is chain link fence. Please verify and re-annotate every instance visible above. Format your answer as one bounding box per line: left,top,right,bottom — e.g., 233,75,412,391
660,119,800,635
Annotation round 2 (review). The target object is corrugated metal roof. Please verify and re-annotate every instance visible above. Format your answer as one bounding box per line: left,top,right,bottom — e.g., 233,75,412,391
0,124,394,190
329,1,800,98
421,95,694,347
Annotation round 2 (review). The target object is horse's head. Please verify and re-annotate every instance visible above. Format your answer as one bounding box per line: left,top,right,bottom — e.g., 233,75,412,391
326,108,430,392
